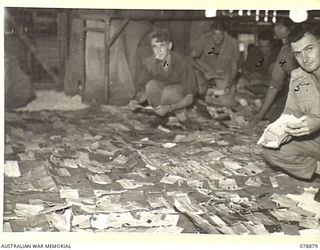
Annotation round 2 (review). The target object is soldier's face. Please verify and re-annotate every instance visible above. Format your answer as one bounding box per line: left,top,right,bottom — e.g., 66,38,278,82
258,40,272,56
150,38,172,61
212,29,225,45
274,23,290,39
291,33,320,73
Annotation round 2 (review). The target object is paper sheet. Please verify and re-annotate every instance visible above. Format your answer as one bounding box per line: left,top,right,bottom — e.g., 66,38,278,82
14,203,44,217
287,188,320,218
4,161,21,177
87,173,112,185
116,179,144,189
160,174,184,184
60,189,79,199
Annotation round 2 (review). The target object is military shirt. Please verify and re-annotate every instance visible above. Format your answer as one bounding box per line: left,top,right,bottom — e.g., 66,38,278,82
192,32,239,76
284,67,320,118
270,43,298,90
136,51,197,96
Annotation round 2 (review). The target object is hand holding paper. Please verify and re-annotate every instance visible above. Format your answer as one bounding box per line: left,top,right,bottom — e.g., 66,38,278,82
154,105,170,117
257,114,300,148
128,99,141,111
284,115,320,137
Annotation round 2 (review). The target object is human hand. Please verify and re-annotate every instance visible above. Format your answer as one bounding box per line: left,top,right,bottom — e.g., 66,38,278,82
128,99,141,111
281,134,292,144
136,91,147,104
284,115,320,137
154,105,171,117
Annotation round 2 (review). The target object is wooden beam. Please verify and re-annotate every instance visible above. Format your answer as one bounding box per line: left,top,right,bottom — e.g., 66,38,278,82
73,11,206,21
64,18,85,97
84,19,129,49
84,27,105,33
104,17,111,104
108,19,129,48
7,11,60,86
58,11,68,91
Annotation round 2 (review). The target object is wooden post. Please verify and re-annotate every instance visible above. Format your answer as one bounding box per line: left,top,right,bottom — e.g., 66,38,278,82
57,11,68,91
64,17,85,96
104,17,111,104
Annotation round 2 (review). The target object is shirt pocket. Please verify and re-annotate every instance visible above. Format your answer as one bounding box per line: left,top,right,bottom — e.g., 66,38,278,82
295,83,315,113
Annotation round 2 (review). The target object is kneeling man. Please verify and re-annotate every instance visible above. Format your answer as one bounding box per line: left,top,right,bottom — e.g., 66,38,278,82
130,28,197,126
262,25,320,201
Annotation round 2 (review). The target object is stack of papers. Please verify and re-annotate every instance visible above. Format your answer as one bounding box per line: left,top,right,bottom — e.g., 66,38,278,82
258,114,301,148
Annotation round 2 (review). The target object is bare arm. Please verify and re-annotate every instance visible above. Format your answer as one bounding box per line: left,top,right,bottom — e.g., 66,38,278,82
251,45,298,124
225,41,240,92
250,85,280,123
226,60,238,90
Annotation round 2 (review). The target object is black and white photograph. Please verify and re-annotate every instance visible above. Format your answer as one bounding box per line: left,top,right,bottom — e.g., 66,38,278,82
2,5,320,240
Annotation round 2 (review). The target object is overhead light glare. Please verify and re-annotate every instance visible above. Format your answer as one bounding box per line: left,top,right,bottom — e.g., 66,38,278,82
205,9,217,18
289,10,308,23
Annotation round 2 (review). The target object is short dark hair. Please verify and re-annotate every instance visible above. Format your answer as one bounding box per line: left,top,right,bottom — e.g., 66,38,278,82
210,20,227,32
288,23,320,43
275,18,294,29
257,30,273,41
148,28,171,42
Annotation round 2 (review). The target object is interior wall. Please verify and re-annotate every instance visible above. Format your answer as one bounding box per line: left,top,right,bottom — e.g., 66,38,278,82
108,20,151,105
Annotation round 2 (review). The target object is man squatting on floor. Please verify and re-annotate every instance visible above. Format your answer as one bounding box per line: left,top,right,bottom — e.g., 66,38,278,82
263,24,320,201
129,28,197,127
